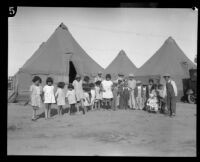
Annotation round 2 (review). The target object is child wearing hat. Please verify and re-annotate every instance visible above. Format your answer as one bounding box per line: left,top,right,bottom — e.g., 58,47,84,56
163,73,177,117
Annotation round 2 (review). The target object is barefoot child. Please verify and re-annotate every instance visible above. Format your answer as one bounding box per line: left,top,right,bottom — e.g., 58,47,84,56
123,81,130,110
112,81,119,110
55,82,66,116
29,76,42,121
90,83,96,110
94,81,102,110
101,74,113,110
66,84,77,115
43,77,56,119
72,74,83,114
82,86,91,112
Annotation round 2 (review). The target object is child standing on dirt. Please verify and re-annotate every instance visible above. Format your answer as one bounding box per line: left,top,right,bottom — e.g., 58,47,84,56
94,81,102,110
112,81,119,110
82,86,91,112
66,84,77,115
90,83,96,110
43,77,56,120
135,81,144,110
123,81,130,110
55,82,66,116
29,76,42,121
157,84,166,114
101,74,113,110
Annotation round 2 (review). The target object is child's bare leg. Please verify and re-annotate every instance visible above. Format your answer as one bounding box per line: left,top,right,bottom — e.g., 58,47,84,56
48,104,51,118
32,107,36,119
76,102,80,112
45,104,48,119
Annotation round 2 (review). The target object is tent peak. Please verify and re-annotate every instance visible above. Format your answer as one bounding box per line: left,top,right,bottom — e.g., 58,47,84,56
59,22,68,31
119,50,126,55
165,36,175,43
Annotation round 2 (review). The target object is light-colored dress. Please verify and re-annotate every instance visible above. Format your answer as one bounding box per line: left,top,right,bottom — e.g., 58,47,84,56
72,80,84,102
30,84,42,108
55,88,66,106
95,86,102,101
90,89,96,105
66,90,76,105
101,80,113,99
147,90,159,111
83,92,90,106
43,85,56,104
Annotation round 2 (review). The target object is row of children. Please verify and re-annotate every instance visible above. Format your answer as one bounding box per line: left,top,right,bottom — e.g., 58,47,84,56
29,75,105,121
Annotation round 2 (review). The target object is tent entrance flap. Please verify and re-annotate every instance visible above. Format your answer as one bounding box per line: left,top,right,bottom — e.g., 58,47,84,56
69,61,77,83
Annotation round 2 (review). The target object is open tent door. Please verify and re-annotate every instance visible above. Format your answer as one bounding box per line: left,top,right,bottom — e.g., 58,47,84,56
69,61,77,83
64,53,77,84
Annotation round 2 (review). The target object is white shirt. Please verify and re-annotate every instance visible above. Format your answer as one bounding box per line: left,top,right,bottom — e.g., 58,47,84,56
90,89,96,104
83,92,90,106
43,85,56,103
55,88,66,106
66,89,76,104
101,80,113,99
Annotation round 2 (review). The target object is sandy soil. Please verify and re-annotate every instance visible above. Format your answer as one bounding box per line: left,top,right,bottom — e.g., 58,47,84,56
7,102,196,156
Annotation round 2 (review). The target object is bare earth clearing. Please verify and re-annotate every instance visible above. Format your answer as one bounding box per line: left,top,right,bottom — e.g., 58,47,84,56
7,102,196,156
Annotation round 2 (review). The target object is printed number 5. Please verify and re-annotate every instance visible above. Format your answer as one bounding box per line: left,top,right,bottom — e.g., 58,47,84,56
9,7,16,16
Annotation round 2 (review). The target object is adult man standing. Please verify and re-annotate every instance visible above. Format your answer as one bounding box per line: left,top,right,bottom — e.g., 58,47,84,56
128,74,137,109
163,73,178,117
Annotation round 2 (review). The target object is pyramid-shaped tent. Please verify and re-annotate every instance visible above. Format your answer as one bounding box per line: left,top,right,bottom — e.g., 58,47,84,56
9,23,103,102
135,36,196,99
104,50,137,79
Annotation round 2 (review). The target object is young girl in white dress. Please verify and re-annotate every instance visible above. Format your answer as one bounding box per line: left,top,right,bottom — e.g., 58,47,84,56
94,81,102,110
66,84,77,115
90,83,96,110
101,74,113,110
55,82,66,116
29,76,42,121
43,77,56,119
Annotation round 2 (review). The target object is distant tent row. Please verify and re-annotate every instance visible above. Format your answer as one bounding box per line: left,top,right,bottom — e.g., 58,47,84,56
8,23,196,102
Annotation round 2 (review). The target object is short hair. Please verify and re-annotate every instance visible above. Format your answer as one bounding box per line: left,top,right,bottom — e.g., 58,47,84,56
83,76,90,83
82,83,91,92
68,83,74,89
95,80,101,86
149,79,154,83
32,76,42,83
46,77,53,84
106,74,111,79
57,82,65,89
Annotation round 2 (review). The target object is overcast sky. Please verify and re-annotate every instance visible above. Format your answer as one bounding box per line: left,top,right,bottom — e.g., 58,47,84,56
8,7,197,76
